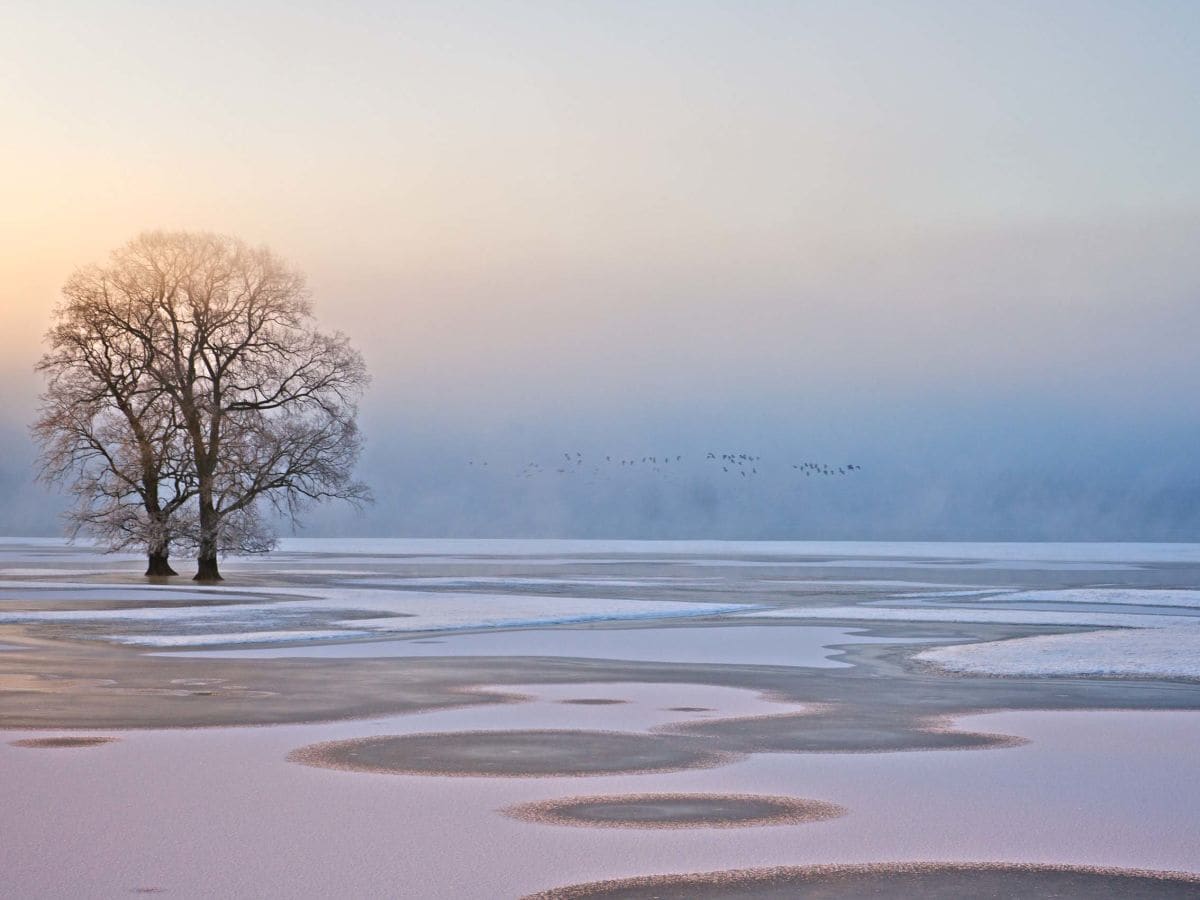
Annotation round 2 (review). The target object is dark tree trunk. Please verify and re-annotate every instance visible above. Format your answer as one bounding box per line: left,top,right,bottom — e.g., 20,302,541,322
193,489,222,581
145,525,176,577
194,555,222,582
145,552,178,577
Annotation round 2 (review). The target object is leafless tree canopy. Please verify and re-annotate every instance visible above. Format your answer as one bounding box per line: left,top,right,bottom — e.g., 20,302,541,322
34,266,196,575
33,231,370,581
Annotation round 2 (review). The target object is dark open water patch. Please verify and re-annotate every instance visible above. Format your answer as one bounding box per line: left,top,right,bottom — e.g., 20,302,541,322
523,862,1200,899
10,736,117,749
288,729,736,777
503,793,845,829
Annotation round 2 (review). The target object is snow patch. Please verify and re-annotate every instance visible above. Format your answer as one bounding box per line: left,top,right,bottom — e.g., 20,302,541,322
916,629,1200,680
4,584,755,647
106,630,369,647
739,605,1198,628
954,588,1200,610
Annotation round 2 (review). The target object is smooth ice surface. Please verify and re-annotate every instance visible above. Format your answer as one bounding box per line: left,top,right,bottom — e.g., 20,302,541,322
269,538,1200,564
3,688,1198,899
4,539,1200,895
161,624,918,668
14,536,1198,568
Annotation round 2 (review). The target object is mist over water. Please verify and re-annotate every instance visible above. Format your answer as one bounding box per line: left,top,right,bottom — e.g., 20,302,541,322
9,396,1191,542
312,401,1200,541
2,2,1199,542
6,217,1199,541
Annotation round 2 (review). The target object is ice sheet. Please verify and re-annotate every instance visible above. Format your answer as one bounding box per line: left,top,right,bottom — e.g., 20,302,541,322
159,624,920,668
0,585,755,647
743,588,1200,680
268,538,1200,564
3,691,1198,898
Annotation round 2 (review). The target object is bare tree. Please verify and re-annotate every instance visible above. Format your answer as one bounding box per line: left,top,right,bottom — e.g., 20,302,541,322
119,231,370,580
34,268,195,575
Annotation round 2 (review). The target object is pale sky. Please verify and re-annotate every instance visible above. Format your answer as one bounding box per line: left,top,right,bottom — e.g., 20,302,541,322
2,1,1199,538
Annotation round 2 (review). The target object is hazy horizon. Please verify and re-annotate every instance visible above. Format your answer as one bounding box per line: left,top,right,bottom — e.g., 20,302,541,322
3,1,1199,541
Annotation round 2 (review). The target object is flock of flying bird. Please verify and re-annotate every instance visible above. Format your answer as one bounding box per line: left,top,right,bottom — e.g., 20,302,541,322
466,453,861,482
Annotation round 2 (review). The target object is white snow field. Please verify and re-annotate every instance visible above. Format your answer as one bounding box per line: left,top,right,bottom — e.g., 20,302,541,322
915,628,1200,679
942,587,1200,609
740,605,1200,628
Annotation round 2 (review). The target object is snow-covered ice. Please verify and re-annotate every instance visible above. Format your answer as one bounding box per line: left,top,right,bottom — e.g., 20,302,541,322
107,630,372,647
744,586,1200,680
5,538,1200,673
739,605,1200,628
161,624,923,668
945,588,1200,610
0,585,756,647
916,629,1200,680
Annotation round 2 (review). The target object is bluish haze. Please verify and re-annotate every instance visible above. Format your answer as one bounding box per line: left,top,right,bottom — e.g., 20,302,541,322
1,1,1198,539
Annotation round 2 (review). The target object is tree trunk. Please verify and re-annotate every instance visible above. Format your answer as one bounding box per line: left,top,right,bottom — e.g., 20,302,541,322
145,552,177,577
193,493,223,582
194,554,222,582
145,524,177,577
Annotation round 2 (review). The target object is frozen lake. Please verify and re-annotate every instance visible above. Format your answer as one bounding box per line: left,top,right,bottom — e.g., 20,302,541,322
163,623,922,668
2,537,1199,896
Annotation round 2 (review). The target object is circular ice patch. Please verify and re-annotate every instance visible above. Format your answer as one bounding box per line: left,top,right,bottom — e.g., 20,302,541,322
503,793,845,829
288,729,735,777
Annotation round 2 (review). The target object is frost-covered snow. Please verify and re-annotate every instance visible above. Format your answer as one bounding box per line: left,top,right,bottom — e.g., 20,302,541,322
739,605,1199,628
762,580,998,589
0,582,242,604
741,583,1200,680
163,624,922,667
338,576,694,588
106,630,372,647
889,589,1003,598
0,584,755,647
0,569,108,577
944,588,1200,610
916,629,1200,680
5,538,1200,671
